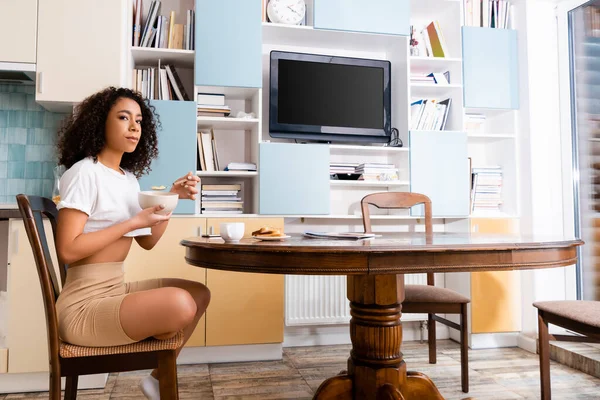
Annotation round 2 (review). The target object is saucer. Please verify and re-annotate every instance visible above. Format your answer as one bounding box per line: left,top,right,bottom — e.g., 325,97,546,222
252,235,291,241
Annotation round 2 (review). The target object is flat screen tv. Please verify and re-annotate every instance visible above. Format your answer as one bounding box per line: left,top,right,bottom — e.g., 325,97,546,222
269,51,391,143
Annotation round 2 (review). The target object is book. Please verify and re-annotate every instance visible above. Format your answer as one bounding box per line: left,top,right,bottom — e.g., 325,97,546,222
202,184,241,191
303,231,378,240
164,64,190,101
197,93,225,106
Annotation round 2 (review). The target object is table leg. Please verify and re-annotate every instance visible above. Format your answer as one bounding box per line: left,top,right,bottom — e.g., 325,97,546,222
313,275,444,400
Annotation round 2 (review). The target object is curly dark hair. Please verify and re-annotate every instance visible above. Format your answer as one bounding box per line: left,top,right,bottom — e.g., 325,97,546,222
56,87,160,178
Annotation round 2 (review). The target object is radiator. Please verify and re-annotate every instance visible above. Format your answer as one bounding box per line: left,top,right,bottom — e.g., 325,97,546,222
285,274,428,326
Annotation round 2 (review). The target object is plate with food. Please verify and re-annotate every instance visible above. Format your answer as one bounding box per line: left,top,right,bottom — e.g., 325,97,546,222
252,227,290,241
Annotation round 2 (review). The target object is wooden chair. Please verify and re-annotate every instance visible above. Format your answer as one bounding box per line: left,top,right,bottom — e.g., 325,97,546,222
16,194,183,400
534,300,600,400
361,192,470,393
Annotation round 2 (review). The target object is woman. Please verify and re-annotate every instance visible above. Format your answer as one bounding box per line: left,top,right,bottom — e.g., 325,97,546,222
55,87,210,400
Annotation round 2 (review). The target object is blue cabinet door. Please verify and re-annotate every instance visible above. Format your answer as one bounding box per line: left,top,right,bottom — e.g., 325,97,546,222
139,100,196,214
195,0,262,88
462,27,519,109
259,143,329,215
409,131,469,217
313,0,409,36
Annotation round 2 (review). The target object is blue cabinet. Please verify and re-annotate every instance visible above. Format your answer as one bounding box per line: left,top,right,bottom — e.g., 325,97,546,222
409,131,469,217
462,27,519,109
138,101,196,214
195,0,262,88
259,143,329,215
313,0,409,36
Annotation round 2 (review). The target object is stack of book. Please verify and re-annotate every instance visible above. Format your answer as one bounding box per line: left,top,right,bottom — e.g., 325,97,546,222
410,98,452,131
224,162,257,172
470,166,503,213
133,0,195,50
197,93,231,117
133,63,189,101
330,163,359,175
356,163,399,181
201,184,243,214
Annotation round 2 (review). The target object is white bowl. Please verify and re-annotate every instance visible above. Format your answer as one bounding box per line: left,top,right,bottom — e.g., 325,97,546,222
138,191,179,215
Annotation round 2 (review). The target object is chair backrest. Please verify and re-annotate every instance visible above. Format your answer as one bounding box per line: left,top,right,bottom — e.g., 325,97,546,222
15,194,66,362
361,192,434,285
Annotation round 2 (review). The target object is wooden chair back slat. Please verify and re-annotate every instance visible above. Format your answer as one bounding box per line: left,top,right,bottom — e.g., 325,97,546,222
361,192,434,285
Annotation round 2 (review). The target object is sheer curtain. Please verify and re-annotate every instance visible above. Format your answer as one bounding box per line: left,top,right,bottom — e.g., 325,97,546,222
570,1,600,300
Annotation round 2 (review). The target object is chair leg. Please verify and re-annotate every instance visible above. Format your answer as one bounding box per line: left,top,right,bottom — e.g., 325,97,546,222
158,350,179,400
49,368,62,400
64,375,78,400
460,303,469,393
538,311,551,400
428,313,436,364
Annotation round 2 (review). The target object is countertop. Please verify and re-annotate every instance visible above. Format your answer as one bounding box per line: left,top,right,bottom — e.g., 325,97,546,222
0,204,21,219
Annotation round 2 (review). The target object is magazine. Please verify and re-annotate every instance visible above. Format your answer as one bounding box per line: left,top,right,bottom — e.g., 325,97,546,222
303,231,378,240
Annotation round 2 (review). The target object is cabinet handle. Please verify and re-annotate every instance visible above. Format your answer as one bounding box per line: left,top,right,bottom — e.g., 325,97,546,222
37,72,43,94
10,229,18,256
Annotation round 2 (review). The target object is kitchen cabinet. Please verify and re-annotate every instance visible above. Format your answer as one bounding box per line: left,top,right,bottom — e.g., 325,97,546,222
470,218,521,333
0,0,37,64
204,217,284,346
125,217,207,346
36,0,127,111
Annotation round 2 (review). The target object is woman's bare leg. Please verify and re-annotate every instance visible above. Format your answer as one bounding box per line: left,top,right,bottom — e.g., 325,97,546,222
119,278,211,379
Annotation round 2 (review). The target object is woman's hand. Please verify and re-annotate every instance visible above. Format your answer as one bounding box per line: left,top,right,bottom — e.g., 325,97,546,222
132,205,172,229
170,171,200,200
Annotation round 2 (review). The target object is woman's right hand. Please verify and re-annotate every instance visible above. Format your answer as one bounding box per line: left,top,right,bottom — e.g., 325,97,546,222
132,205,171,229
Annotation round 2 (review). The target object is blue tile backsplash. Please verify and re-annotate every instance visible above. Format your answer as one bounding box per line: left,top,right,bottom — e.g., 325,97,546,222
0,84,67,204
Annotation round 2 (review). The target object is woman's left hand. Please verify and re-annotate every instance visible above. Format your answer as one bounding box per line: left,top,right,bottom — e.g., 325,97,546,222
170,172,200,200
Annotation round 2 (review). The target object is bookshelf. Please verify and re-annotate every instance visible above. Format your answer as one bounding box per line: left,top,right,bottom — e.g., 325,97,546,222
117,0,527,355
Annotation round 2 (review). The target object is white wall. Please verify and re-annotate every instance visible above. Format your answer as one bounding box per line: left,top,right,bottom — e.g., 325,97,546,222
516,0,581,353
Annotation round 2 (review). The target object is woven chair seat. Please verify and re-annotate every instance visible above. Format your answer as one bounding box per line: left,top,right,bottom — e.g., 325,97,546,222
404,285,470,304
533,300,600,329
59,331,184,358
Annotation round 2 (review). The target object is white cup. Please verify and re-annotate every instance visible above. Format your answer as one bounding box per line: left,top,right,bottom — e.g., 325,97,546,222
219,222,245,243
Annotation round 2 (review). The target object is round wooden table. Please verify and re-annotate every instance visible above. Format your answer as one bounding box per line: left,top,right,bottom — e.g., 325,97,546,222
181,233,582,400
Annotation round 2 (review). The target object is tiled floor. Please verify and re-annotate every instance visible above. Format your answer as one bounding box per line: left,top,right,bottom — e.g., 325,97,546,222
3,340,600,399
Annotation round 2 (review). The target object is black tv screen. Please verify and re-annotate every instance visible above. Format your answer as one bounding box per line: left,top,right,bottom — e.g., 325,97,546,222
269,51,391,143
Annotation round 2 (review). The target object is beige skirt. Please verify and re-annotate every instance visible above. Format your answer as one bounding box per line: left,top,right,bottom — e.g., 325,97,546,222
55,262,163,347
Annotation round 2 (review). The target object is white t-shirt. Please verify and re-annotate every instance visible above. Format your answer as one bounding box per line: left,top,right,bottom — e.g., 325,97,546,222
56,157,151,237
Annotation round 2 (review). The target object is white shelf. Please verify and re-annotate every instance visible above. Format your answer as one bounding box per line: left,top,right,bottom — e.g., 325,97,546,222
409,56,462,73
468,133,516,139
410,83,462,97
330,180,410,187
131,47,194,68
412,130,464,134
195,86,259,101
329,144,409,152
262,22,405,53
465,108,517,117
197,117,259,130
196,171,258,178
